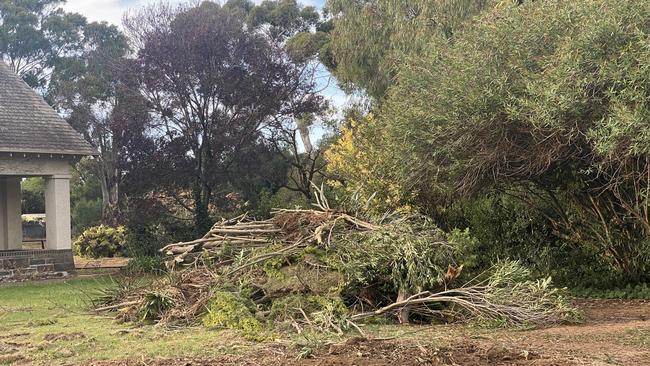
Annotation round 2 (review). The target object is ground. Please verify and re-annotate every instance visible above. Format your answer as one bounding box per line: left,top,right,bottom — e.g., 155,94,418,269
1,276,649,366
73,257,130,270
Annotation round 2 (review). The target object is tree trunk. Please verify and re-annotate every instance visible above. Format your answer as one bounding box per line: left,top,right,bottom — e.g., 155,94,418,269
297,117,313,157
98,147,121,224
396,287,411,324
193,140,212,235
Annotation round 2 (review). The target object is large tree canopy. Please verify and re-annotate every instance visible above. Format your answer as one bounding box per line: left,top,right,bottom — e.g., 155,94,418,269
386,0,650,200
328,0,650,280
1,0,152,224
323,0,494,100
0,0,116,91
124,1,323,232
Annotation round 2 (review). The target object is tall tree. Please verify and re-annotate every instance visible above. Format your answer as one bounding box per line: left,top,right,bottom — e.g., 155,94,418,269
319,0,494,101
374,0,650,281
0,0,86,88
124,1,323,232
1,0,151,222
49,22,138,222
240,0,332,199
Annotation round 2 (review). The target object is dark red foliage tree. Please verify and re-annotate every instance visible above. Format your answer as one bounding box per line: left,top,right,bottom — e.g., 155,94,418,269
124,2,323,232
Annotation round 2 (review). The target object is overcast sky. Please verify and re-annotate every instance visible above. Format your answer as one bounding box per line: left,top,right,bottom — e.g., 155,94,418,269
63,0,326,26
62,0,347,131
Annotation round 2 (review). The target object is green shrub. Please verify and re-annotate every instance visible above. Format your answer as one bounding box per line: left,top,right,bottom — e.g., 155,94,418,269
124,256,166,274
203,291,271,341
572,284,650,300
443,191,621,289
71,198,103,235
73,225,127,258
140,292,174,321
123,224,167,258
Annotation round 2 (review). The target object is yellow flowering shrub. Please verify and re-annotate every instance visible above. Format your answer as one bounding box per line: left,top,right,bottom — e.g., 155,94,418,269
325,114,407,212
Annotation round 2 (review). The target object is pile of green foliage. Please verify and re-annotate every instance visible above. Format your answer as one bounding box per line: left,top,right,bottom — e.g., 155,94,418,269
97,208,579,338
73,225,126,258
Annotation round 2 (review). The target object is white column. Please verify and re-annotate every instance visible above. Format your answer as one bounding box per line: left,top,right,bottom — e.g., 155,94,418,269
5,177,22,249
45,175,72,250
0,177,22,250
0,179,6,250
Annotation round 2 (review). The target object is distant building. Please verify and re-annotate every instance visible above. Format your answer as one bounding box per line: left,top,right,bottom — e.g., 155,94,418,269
0,62,96,273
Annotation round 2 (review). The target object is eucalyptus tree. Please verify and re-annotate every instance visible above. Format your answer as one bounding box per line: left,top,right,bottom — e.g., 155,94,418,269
241,0,331,199
382,0,650,281
1,0,150,222
47,22,142,222
317,0,494,101
0,0,86,88
124,1,323,232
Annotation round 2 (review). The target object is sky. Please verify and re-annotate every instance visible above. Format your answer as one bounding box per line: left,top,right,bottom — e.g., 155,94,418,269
62,0,347,131
63,0,326,26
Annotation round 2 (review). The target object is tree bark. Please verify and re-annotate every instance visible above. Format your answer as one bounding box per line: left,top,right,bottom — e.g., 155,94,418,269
396,287,411,324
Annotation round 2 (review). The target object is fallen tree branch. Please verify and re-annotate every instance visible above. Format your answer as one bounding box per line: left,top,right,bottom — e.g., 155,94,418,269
161,208,376,269
95,301,141,312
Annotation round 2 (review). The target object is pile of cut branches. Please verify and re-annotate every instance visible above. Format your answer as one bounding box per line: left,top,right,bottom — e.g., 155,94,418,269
161,207,376,270
352,261,580,326
97,193,580,333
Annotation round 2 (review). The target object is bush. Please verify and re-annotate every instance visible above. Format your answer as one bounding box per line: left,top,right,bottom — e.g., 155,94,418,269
443,191,620,289
332,0,650,283
123,224,167,258
203,291,271,341
71,198,103,235
124,256,166,274
140,292,174,321
324,114,408,214
73,225,126,258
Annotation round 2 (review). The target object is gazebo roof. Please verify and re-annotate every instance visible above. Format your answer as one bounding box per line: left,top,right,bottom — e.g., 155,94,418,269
0,62,96,156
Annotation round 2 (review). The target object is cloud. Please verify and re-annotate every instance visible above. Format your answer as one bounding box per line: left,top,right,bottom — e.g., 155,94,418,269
63,0,325,26
63,0,140,26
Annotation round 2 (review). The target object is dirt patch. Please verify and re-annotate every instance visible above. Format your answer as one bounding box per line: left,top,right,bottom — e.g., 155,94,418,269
432,343,542,366
0,339,30,366
0,353,26,364
301,338,544,366
43,332,86,342
80,339,549,366
575,298,650,323
0,341,19,355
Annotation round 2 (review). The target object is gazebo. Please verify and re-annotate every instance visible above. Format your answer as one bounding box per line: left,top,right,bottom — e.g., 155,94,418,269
0,62,95,273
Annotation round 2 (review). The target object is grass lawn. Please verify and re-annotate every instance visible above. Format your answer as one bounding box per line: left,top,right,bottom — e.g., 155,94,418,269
0,276,255,365
1,276,650,365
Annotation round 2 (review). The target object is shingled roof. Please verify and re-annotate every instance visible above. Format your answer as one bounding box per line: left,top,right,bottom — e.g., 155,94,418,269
0,62,96,156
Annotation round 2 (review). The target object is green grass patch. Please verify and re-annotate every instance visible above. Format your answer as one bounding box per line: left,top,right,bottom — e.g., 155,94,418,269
623,328,650,349
0,276,254,365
